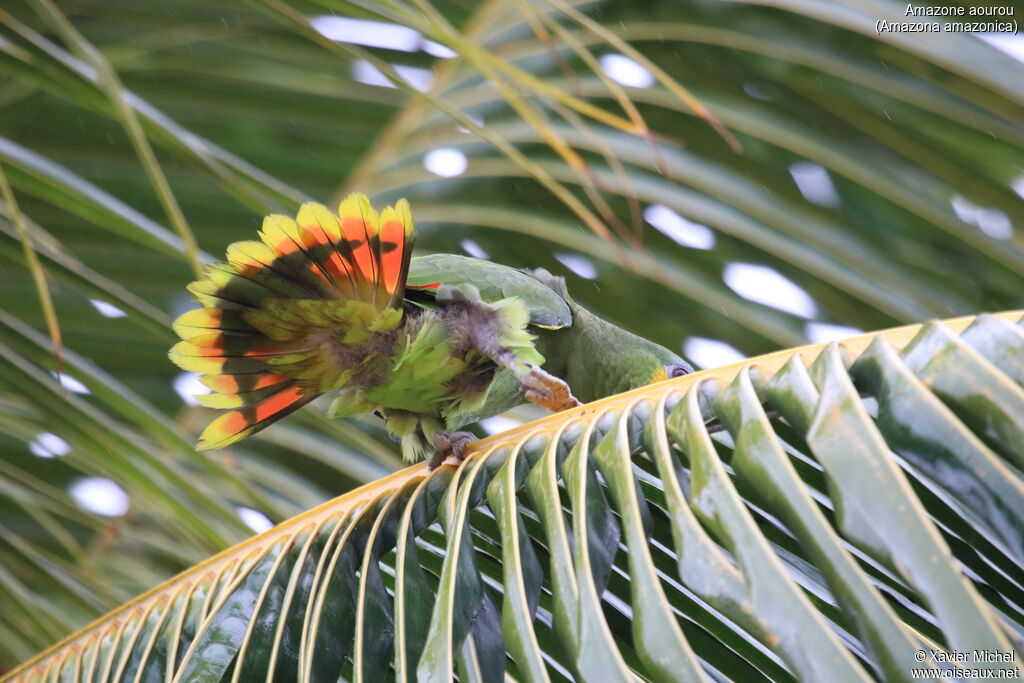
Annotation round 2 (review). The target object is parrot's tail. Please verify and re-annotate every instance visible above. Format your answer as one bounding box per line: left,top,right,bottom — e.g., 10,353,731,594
169,193,415,450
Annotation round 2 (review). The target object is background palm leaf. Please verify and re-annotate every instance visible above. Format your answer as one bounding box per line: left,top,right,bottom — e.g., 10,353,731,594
5,313,1023,681
0,0,1022,673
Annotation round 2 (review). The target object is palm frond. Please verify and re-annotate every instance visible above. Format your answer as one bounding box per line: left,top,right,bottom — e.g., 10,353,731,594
6,312,1022,681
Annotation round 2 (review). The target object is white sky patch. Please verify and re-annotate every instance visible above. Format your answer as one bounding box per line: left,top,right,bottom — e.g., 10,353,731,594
424,148,467,177
174,372,210,406
70,477,130,517
951,195,1013,239
978,33,1024,64
89,299,127,318
423,40,457,58
950,195,974,221
456,113,484,134
310,16,457,59
480,415,522,435
599,54,655,88
352,61,391,87
806,322,863,344
311,16,420,51
684,337,745,370
555,252,598,280
460,239,489,259
53,371,90,394
351,60,434,91
643,205,715,250
789,161,841,207
29,432,70,458
238,507,274,533
396,65,435,91
724,263,817,318
977,211,1013,239
1012,175,1024,200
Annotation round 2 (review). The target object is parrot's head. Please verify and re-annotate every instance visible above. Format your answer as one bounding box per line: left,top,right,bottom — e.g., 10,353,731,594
534,269,697,402
570,325,695,402
626,338,694,389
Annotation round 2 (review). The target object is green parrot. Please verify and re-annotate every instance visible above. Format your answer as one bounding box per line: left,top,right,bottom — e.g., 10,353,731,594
170,193,692,469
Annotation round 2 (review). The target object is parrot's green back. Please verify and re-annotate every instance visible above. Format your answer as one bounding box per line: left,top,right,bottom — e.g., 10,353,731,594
407,254,572,329
170,196,692,464
407,254,693,411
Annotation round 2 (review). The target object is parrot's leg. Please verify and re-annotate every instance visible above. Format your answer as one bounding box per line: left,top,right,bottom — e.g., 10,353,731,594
438,288,582,413
519,363,581,412
479,348,580,413
428,430,477,471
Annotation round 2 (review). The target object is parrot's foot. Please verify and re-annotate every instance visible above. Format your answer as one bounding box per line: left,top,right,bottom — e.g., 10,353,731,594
428,430,477,471
521,363,581,413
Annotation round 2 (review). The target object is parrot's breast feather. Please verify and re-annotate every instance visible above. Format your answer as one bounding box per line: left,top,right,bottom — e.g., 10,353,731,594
406,254,572,330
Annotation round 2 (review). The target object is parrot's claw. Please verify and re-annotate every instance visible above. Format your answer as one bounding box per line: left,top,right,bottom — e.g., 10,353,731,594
428,430,477,471
521,364,581,413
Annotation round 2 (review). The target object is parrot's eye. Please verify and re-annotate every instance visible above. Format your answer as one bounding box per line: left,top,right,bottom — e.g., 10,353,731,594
667,363,692,379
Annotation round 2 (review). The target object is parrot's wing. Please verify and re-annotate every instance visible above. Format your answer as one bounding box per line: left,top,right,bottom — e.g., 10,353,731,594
170,194,415,449
406,254,572,330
